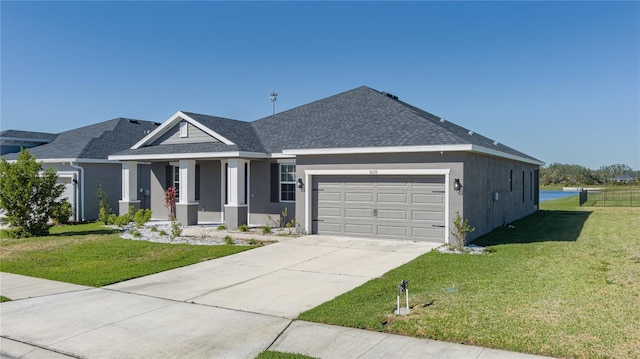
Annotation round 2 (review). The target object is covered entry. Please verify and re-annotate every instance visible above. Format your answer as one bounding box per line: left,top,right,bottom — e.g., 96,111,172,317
310,174,447,242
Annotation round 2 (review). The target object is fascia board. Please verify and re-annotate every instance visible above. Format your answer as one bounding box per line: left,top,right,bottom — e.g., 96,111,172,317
282,144,472,155
109,151,268,161
471,145,545,166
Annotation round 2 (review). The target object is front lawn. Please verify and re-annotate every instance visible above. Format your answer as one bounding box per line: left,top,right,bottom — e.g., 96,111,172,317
299,197,640,359
0,222,256,287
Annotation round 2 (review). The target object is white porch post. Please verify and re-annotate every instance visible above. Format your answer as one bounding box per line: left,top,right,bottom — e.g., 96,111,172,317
227,159,246,205
119,161,140,215
176,159,198,225
224,159,248,229
179,159,196,204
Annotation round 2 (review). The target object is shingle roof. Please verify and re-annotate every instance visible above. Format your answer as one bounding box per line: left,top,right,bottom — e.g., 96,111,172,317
2,118,159,160
252,86,540,162
112,86,541,164
0,130,58,141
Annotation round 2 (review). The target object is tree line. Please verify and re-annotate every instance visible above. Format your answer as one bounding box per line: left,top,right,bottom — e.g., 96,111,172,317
540,163,639,186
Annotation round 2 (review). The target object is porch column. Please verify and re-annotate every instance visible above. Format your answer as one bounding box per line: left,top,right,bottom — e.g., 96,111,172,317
176,159,198,226
119,161,140,214
224,158,248,229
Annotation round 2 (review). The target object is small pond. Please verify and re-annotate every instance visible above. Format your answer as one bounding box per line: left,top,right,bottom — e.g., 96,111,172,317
539,190,579,202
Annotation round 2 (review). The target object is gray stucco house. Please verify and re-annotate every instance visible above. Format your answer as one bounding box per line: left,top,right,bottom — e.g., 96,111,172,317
2,118,159,221
110,86,544,243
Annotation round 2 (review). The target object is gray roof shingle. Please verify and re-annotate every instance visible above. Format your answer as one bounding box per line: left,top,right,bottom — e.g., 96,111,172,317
112,86,541,164
2,118,159,161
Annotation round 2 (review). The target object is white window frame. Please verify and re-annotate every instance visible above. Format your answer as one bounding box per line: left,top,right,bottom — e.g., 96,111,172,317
173,166,180,201
180,121,188,138
279,164,296,203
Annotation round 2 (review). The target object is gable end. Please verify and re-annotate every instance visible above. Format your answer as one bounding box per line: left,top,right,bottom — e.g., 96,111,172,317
151,121,221,146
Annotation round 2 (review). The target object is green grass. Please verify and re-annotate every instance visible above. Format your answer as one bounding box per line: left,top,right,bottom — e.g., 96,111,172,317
255,351,318,359
299,197,640,359
0,295,11,302
582,189,640,207
0,222,256,287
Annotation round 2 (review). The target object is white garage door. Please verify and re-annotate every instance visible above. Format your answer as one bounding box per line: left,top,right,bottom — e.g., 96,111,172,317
312,175,446,242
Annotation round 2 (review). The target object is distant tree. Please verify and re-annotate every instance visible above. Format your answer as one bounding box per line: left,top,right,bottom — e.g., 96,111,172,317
0,149,68,237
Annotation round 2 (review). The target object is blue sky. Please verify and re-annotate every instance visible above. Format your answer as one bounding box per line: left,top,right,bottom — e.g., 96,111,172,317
1,1,638,170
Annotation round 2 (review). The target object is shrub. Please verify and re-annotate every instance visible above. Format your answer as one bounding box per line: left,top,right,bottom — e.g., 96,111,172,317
150,226,158,232
164,187,177,220
217,224,227,231
238,224,249,232
131,229,141,238
96,182,113,225
159,229,168,236
170,220,182,239
133,208,152,228
451,211,475,249
51,200,73,225
113,214,131,227
0,149,66,237
262,225,272,235
224,235,234,245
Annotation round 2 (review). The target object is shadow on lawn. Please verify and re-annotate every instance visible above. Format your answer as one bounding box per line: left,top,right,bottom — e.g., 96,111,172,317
49,228,119,237
473,210,592,246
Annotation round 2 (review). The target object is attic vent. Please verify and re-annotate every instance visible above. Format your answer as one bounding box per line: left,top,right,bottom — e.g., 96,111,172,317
128,119,140,124
493,141,499,146
468,130,474,136
380,91,399,100
440,118,446,123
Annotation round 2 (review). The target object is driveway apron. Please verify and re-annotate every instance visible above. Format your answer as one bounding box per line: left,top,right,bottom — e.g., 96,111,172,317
1,236,438,358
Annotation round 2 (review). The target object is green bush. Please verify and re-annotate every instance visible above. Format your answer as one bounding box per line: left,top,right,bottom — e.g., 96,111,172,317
217,224,227,231
133,209,152,228
170,220,182,239
96,182,113,225
262,226,272,234
224,235,234,245
159,229,168,236
113,214,131,227
51,200,73,225
0,149,66,237
238,224,249,232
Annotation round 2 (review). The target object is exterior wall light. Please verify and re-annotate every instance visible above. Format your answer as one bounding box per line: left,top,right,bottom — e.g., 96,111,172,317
297,178,304,189
453,178,462,191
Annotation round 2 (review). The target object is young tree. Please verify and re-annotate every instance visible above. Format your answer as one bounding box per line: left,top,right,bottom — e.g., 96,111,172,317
0,149,67,237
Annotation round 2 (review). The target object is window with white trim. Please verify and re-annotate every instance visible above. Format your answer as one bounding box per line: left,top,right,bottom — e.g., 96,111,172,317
173,166,180,201
280,164,296,202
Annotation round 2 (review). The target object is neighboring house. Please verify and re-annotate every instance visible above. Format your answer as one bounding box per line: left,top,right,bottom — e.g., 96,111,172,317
110,86,544,244
613,174,638,182
2,119,160,221
0,130,58,155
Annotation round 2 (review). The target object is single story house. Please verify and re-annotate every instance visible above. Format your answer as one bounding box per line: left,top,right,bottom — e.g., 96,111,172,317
0,130,58,155
2,118,159,221
110,86,544,244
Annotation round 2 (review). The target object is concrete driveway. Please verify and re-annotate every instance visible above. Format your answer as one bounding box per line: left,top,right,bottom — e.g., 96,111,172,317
1,235,438,358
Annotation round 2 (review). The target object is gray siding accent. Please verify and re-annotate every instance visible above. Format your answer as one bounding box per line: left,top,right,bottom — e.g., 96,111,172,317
248,160,293,226
152,121,220,146
80,163,123,221
462,153,539,242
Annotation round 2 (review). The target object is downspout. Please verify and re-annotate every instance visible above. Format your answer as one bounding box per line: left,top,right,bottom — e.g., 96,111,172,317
69,162,85,221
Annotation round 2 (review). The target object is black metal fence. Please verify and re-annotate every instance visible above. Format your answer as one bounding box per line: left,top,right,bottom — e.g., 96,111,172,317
580,189,640,207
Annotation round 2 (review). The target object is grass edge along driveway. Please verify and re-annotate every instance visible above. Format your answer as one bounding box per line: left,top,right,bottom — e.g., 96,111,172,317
0,222,256,287
298,197,640,359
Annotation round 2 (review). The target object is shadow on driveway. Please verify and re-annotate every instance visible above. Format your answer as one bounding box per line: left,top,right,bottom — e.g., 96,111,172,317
473,210,592,246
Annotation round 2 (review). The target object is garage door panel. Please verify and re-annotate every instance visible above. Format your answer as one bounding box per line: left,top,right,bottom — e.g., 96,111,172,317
377,209,408,220
412,210,444,222
412,227,444,239
345,192,374,203
313,175,446,242
344,208,373,219
378,225,407,237
318,207,342,218
377,193,407,204
345,224,374,235
412,193,444,204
